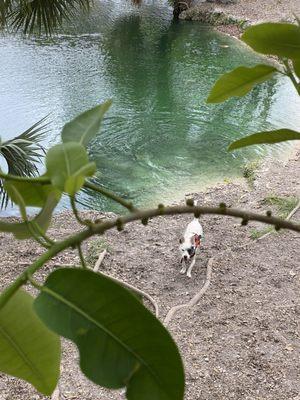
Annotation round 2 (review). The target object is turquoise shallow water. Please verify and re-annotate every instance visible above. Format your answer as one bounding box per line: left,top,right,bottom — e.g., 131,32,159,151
0,1,300,214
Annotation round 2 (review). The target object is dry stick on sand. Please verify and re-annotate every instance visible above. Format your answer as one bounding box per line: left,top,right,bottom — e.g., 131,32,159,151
286,200,300,220
93,250,159,317
93,249,108,272
258,200,300,241
164,257,214,327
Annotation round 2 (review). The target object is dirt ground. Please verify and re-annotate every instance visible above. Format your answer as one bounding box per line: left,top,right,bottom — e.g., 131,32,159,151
212,0,300,23
0,145,299,400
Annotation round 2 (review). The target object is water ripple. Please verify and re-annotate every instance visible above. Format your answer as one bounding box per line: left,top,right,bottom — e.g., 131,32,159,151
1,2,300,215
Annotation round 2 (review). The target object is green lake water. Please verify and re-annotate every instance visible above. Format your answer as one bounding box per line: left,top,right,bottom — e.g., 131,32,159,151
1,0,300,214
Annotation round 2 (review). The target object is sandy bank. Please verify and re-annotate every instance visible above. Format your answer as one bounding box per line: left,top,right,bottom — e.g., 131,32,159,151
180,0,300,37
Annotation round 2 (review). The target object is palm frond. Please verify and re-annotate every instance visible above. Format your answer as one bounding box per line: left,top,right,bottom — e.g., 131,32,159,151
6,0,92,35
0,0,13,28
0,0,147,34
0,116,48,208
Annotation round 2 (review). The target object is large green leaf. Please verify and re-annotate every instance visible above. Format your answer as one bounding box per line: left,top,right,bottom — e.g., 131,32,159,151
61,101,112,147
4,179,61,208
34,268,185,400
242,23,300,59
0,192,58,239
229,129,300,150
46,143,96,195
207,64,277,103
0,290,60,395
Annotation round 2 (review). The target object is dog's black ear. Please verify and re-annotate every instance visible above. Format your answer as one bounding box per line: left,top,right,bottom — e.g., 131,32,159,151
179,237,184,244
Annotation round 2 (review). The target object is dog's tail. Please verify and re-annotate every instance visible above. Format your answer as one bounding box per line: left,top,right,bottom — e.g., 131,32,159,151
188,198,205,241
185,197,200,219
185,196,198,207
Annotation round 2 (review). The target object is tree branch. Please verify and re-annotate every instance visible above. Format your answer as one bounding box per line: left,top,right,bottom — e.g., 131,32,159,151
1,203,300,310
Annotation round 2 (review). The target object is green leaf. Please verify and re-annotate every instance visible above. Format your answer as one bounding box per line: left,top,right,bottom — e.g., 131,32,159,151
64,163,96,196
242,23,300,59
229,129,300,150
207,64,277,103
0,290,60,395
0,192,58,239
46,143,96,195
61,101,112,147
4,179,61,208
293,58,300,78
34,268,184,400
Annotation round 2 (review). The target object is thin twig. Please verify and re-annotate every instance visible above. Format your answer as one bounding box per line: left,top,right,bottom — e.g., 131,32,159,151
164,258,214,327
93,250,159,317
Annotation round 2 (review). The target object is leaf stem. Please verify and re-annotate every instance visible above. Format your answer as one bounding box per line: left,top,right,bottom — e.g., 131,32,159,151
9,185,52,248
31,221,55,246
27,223,51,248
282,58,300,95
0,171,50,184
84,180,136,212
70,196,87,226
77,244,87,269
26,274,43,290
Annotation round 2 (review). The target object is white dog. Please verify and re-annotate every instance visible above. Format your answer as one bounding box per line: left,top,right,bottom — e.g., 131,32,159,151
179,213,203,278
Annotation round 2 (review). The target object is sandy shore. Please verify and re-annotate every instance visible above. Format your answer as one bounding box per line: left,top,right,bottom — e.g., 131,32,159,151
180,0,300,37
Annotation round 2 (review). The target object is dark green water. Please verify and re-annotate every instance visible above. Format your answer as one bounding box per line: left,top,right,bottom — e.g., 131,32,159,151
1,1,300,214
